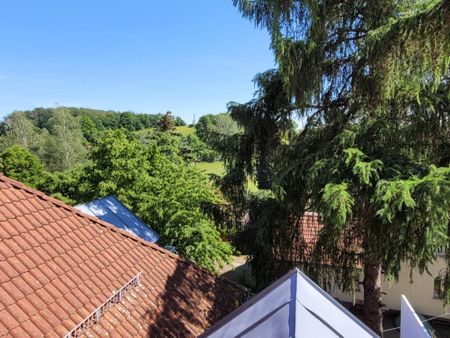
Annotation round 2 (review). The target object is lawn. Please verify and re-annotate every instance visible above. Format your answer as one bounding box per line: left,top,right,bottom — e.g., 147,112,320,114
174,126,195,136
195,161,225,176
195,161,258,192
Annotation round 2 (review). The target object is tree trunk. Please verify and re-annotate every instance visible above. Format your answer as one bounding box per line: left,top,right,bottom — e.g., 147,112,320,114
363,262,383,336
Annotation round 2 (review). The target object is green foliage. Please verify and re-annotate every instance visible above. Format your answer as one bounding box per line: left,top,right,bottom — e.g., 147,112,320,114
321,183,354,228
0,106,188,172
174,116,187,126
0,112,45,154
44,108,88,172
40,168,87,205
81,130,232,272
233,0,449,110
364,0,450,102
21,106,176,132
180,134,218,162
219,70,295,190
0,126,232,271
195,112,240,144
138,128,217,163
79,115,98,142
343,148,383,186
0,145,47,188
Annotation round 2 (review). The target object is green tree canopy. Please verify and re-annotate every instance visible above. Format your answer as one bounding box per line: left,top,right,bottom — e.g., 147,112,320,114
45,108,88,172
195,112,240,144
81,129,232,272
0,145,47,188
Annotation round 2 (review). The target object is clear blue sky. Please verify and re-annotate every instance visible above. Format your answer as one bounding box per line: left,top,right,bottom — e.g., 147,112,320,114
0,0,275,122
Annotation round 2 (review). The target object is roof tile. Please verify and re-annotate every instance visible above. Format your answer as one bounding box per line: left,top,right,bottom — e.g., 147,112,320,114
16,297,39,318
6,303,28,323
19,320,43,338
0,285,15,308
0,225,10,242
35,288,53,306
12,235,32,252
40,308,62,328
51,277,70,297
26,294,47,312
0,321,7,336
0,244,15,260
6,256,28,275
11,276,35,296
29,314,53,335
2,280,24,302
9,324,29,338
19,215,36,232
1,220,19,238
0,308,20,331
0,175,245,337
43,283,63,301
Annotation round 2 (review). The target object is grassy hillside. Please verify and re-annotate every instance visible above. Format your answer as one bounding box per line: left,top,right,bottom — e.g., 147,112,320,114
195,161,225,175
174,126,195,136
195,161,258,192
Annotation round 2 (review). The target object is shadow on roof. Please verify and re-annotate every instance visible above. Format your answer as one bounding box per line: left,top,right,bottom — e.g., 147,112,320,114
145,261,245,337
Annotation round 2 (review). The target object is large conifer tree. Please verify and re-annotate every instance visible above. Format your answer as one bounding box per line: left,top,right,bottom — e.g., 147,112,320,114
231,0,450,334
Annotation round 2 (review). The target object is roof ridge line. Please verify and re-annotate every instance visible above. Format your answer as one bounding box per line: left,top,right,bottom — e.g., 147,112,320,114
0,174,245,292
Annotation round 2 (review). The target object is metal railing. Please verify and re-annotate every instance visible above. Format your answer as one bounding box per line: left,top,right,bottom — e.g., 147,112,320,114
64,272,142,338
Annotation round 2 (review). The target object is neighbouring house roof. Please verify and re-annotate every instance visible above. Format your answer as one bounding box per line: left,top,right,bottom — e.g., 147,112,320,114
202,268,377,338
287,212,362,267
75,195,160,243
0,175,245,337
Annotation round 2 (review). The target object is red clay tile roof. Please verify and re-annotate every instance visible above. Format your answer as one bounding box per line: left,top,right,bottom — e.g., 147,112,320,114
298,212,322,250
0,175,245,337
286,212,362,267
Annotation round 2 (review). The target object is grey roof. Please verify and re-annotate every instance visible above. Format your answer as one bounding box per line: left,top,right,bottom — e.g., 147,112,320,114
75,195,160,243
203,268,378,338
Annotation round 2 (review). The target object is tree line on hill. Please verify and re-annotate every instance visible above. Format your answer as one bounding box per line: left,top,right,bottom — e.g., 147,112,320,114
18,106,186,132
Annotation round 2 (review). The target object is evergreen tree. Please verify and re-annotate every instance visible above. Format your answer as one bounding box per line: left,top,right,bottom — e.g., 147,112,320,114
231,0,450,334
225,70,294,189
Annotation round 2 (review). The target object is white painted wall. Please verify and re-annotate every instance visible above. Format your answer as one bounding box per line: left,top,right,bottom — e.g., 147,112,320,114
331,257,449,317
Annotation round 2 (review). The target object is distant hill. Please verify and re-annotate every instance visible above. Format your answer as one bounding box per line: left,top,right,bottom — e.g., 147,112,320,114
18,106,186,132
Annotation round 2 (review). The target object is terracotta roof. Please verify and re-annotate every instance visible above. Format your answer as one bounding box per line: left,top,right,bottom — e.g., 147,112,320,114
286,212,362,266
298,212,323,254
0,175,245,337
